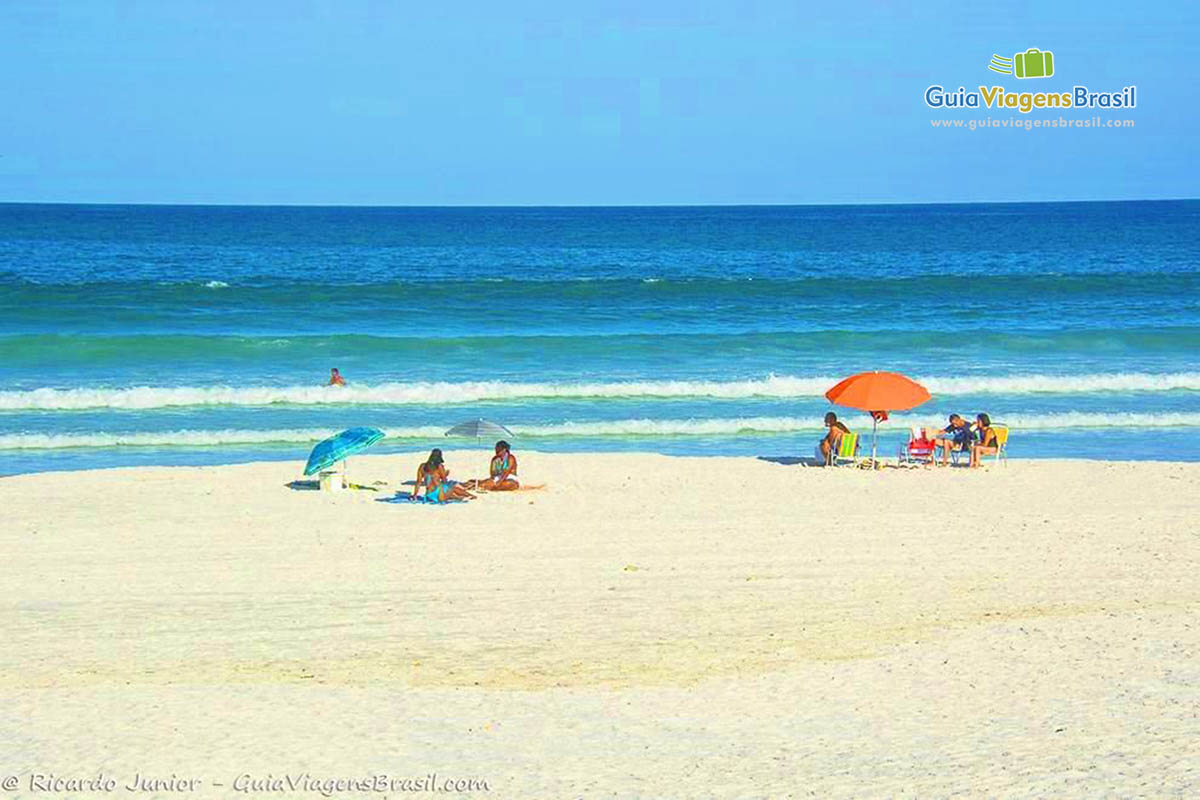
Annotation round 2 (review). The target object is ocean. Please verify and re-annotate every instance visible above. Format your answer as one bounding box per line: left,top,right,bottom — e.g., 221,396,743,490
1,201,1198,475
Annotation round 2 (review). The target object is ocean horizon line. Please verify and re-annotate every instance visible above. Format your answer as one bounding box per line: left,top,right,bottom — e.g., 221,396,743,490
1,197,1197,210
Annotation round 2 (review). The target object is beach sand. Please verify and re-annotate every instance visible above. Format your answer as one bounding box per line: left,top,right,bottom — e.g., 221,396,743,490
1,452,1198,797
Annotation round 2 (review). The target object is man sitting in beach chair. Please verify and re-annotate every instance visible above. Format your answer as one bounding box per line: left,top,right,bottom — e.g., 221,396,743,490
817,412,851,466
931,414,973,466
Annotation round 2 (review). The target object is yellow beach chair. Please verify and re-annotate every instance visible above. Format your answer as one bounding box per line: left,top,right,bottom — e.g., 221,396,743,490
832,431,860,466
991,425,1010,465
951,424,1010,466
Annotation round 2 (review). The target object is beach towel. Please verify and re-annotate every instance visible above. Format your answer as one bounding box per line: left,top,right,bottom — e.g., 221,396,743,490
376,493,461,505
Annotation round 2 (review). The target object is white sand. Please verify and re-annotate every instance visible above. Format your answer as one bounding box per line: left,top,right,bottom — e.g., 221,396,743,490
1,452,1198,797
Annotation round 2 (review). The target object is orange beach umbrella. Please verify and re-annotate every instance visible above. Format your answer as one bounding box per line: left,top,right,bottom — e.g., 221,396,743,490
825,371,931,464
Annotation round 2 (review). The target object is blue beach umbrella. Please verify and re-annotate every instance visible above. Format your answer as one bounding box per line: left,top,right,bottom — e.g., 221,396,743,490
303,426,385,476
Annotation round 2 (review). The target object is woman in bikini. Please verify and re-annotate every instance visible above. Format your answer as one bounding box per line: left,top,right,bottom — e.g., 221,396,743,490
411,449,476,502
969,413,999,468
470,440,520,491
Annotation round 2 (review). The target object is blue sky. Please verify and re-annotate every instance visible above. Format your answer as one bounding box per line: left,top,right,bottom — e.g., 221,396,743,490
0,1,1196,205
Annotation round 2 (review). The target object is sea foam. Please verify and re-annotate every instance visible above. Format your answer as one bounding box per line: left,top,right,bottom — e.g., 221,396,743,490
3,412,1199,450
1,372,1198,411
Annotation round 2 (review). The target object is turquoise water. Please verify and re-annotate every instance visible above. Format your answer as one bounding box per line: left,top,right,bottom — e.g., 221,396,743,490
1,201,1198,474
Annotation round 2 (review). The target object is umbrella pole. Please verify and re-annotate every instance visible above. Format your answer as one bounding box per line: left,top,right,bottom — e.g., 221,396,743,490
871,417,878,468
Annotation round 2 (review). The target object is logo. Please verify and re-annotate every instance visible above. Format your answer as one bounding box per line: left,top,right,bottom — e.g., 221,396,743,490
989,48,1055,79
924,48,1136,114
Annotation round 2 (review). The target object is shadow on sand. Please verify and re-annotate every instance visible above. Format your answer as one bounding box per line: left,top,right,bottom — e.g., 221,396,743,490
757,455,827,467
285,480,390,491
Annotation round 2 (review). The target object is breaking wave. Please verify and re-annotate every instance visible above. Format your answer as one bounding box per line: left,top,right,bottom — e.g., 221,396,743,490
1,372,1198,411
3,412,1199,450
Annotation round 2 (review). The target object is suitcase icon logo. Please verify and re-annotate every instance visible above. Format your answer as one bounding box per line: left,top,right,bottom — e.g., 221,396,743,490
988,48,1055,79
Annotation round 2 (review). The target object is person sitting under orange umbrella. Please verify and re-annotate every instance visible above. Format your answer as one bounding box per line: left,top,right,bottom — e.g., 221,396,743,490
824,371,931,466
817,412,851,466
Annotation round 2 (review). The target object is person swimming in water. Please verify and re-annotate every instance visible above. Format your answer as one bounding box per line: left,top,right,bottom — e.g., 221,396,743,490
411,449,475,502
328,368,346,386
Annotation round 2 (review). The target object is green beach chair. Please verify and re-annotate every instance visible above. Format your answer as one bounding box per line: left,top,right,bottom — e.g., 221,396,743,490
831,431,860,466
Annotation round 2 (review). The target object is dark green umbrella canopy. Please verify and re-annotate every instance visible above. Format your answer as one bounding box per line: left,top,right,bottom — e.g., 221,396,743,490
303,427,385,475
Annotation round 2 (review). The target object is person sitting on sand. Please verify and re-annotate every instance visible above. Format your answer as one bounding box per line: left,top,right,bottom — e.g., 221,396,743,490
817,412,850,466
932,413,973,465
411,448,475,502
471,440,520,491
969,413,1000,468
328,368,346,386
